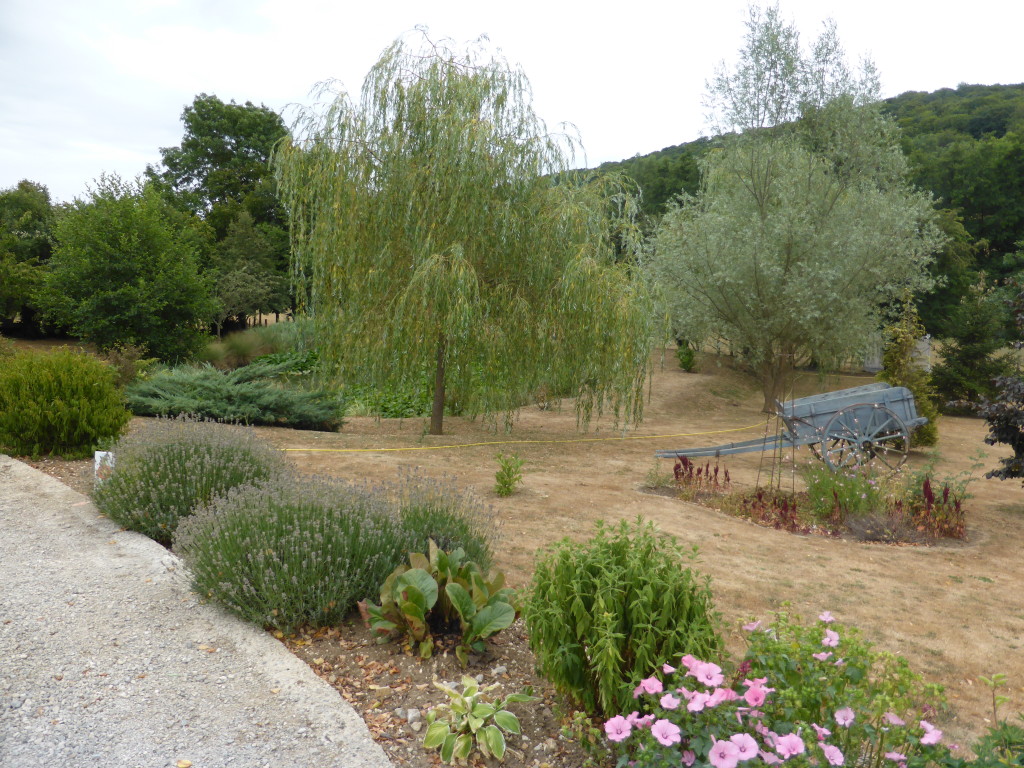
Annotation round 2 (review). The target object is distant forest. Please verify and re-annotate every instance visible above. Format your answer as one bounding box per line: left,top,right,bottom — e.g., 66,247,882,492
597,83,1024,337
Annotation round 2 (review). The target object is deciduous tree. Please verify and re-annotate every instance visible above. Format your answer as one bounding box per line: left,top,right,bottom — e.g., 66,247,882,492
651,6,942,411
275,31,654,434
37,175,216,361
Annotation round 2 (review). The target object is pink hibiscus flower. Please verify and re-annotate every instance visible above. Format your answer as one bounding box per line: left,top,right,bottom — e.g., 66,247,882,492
821,743,845,766
774,733,806,759
635,676,663,696
691,661,725,687
920,720,943,745
834,707,855,727
730,732,759,761
604,715,632,742
812,652,834,662
822,629,840,647
682,750,697,767
651,719,681,747
660,693,681,710
819,611,836,623
687,692,711,712
709,739,740,768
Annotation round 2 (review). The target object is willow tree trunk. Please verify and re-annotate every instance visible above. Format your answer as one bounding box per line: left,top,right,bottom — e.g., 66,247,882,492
430,335,446,435
759,352,794,413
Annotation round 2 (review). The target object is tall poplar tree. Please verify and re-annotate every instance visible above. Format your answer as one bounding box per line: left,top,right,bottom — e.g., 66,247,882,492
275,32,653,434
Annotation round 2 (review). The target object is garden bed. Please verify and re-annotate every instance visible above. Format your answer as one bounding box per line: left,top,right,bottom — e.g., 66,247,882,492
24,358,1024,762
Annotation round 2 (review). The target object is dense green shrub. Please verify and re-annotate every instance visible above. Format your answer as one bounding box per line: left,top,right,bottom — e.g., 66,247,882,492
523,518,722,718
173,475,412,633
675,340,697,372
124,360,343,431
0,348,130,458
932,282,1013,412
878,298,939,446
393,472,496,569
92,417,288,545
344,380,433,418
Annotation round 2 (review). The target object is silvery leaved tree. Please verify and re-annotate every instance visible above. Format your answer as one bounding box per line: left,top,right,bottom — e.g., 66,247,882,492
274,31,654,434
650,6,943,411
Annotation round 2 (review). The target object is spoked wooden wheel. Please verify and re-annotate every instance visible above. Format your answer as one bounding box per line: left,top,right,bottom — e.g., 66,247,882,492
821,405,910,472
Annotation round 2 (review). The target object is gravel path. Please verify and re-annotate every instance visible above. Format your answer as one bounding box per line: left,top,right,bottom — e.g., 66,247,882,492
0,455,394,768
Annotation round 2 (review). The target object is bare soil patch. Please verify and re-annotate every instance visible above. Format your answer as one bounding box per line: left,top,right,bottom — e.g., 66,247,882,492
25,354,1024,766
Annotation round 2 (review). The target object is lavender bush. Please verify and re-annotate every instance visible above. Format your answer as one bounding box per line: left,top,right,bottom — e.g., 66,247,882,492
173,476,414,632
92,416,288,545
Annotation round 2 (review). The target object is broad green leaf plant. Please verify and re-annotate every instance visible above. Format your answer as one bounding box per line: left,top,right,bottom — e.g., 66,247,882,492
363,540,517,665
423,676,537,763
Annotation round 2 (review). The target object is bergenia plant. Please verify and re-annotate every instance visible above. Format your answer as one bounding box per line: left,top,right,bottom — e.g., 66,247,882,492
607,612,952,768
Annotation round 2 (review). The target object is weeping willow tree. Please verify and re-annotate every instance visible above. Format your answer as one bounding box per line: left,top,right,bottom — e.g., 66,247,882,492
274,31,654,434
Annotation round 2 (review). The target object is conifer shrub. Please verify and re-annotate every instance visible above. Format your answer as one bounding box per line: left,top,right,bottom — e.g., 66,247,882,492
173,475,414,633
0,348,130,458
878,299,939,446
523,518,722,719
92,416,288,545
124,360,343,431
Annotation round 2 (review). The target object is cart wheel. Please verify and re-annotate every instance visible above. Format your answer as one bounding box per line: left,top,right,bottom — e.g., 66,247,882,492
821,405,910,472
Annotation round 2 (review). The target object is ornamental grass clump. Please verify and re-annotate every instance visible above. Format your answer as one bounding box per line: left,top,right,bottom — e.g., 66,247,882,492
605,611,949,768
0,348,131,459
524,518,722,719
173,475,413,633
92,416,288,545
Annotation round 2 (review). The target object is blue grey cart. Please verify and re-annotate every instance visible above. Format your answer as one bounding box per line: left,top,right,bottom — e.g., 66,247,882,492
656,382,927,472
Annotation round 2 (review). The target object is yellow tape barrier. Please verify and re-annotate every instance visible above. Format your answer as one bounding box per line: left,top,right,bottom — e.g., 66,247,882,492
282,420,770,453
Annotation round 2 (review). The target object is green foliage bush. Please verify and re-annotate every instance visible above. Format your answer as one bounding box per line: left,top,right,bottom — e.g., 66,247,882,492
365,541,517,665
173,475,413,633
124,360,343,431
344,380,432,418
878,299,939,446
932,282,1014,412
0,348,130,458
523,518,722,718
92,417,288,545
423,676,537,763
494,452,524,497
675,341,697,372
37,175,216,362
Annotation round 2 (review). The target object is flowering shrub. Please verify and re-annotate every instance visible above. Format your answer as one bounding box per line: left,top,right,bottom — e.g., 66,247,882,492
606,612,953,768
93,415,288,545
173,475,410,632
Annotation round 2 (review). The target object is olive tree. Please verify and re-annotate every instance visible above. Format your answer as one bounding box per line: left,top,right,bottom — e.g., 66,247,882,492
651,7,942,411
275,32,653,434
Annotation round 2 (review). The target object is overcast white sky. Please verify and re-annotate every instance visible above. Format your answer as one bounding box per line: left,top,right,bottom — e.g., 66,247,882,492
2,0,1021,204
